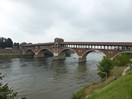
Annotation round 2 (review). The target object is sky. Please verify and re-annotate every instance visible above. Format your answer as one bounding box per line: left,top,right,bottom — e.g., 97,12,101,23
0,0,132,43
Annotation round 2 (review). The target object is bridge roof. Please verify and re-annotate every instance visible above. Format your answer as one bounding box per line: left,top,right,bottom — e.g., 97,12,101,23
22,42,132,47
61,42,132,46
22,42,54,47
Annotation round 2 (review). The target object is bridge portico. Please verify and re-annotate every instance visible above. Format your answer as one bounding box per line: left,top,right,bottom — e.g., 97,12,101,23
21,38,132,62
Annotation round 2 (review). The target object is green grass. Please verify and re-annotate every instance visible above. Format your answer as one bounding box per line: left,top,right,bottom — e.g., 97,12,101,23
87,71,132,99
72,66,128,99
72,88,85,99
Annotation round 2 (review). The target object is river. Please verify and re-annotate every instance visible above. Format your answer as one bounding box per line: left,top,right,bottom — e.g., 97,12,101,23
0,52,104,99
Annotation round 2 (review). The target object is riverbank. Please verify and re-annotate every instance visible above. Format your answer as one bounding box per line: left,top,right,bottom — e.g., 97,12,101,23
0,49,21,58
0,48,33,58
86,67,132,99
0,54,22,58
0,48,21,55
72,65,129,99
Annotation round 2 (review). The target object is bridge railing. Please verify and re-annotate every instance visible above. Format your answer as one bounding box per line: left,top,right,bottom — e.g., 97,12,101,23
58,44,132,51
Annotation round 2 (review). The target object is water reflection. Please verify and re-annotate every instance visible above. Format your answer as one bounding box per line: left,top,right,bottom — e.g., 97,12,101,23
0,53,104,99
78,62,87,73
77,63,87,79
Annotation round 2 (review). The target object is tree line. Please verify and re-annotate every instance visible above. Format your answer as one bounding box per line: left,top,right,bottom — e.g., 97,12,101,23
0,37,19,48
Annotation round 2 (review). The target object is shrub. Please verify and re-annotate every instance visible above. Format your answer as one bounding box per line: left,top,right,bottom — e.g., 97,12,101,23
97,56,114,79
0,73,17,99
72,88,84,99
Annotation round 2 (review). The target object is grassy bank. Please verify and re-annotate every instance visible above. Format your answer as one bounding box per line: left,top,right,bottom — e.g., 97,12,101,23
72,53,132,99
87,70,132,99
72,65,128,99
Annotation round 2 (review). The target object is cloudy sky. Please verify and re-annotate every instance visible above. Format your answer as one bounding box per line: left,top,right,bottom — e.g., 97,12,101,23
0,0,132,43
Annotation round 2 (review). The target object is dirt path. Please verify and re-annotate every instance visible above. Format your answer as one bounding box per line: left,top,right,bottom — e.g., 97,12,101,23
122,66,130,76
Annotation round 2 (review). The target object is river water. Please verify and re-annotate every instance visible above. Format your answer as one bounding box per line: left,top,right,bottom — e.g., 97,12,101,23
0,52,104,99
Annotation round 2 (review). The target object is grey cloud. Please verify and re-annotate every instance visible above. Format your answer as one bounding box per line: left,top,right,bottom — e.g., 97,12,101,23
1,0,132,42
11,0,78,34
69,0,132,34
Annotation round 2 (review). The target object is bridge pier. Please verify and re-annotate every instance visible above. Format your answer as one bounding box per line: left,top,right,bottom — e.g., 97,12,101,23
53,56,66,60
53,53,66,60
78,56,86,63
34,54,44,58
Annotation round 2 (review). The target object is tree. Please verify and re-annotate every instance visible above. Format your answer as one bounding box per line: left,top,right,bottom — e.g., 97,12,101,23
0,37,6,48
97,56,114,79
13,42,19,48
0,37,13,48
0,73,17,99
6,38,13,47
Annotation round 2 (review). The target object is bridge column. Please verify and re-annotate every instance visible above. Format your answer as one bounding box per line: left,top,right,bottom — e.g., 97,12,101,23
34,54,44,58
53,52,66,60
34,53,39,58
78,56,86,63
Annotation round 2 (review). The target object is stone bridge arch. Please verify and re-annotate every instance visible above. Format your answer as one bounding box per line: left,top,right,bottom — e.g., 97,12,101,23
59,48,78,56
80,49,106,62
112,51,132,59
37,48,54,58
54,48,79,60
24,48,35,54
23,48,36,57
82,49,106,58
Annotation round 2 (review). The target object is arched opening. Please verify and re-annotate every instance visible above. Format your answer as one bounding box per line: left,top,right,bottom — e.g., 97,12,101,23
24,49,35,57
112,51,132,66
38,49,53,58
59,48,78,62
82,50,106,62
112,51,132,59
